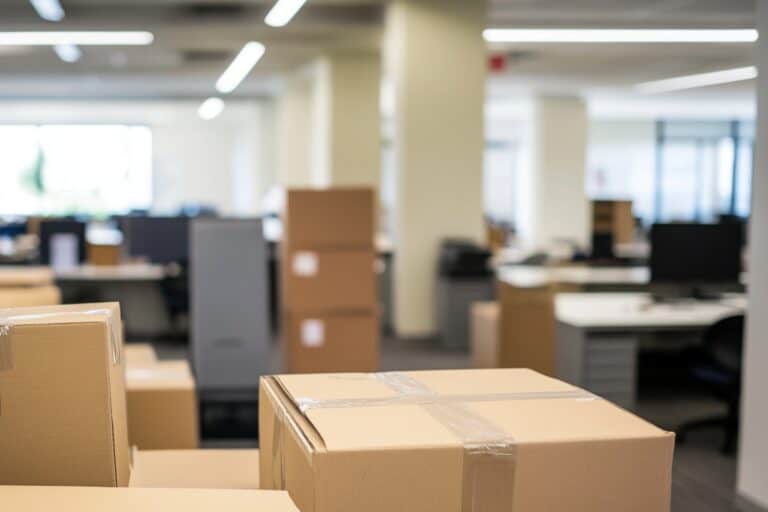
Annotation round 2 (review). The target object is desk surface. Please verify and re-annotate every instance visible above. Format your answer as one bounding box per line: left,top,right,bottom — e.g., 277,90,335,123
55,264,166,282
556,292,747,329
498,265,650,288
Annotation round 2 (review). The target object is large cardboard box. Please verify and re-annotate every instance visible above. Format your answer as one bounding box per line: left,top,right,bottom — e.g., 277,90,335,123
283,188,374,250
282,249,377,311
470,301,499,368
0,486,299,512
0,265,54,287
130,449,260,489
283,311,378,373
0,285,61,307
88,243,122,266
126,360,199,449
0,302,130,486
260,369,674,512
124,343,158,366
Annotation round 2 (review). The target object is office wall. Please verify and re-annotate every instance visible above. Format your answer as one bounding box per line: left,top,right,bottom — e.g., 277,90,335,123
0,99,275,216
737,2,768,506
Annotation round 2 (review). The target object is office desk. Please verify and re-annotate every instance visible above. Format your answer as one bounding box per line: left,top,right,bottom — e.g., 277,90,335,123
498,265,651,291
556,292,746,410
55,264,170,337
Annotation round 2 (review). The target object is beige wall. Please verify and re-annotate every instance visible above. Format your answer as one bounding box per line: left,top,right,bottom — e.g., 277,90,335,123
275,68,314,187
386,0,486,337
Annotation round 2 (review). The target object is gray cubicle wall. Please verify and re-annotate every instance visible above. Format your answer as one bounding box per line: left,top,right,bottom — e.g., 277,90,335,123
191,218,270,392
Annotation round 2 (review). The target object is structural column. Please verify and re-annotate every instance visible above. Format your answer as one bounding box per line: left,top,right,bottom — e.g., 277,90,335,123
737,2,768,508
275,67,314,187
310,53,381,188
386,0,486,337
517,96,589,252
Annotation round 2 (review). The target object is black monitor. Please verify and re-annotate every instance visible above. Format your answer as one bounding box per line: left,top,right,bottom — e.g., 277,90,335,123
123,216,190,264
650,223,742,285
39,219,87,265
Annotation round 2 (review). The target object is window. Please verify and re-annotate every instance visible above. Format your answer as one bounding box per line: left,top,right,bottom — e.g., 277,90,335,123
0,124,152,216
484,141,519,226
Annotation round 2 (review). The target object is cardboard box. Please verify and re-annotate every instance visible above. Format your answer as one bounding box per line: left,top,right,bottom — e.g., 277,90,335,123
283,311,378,373
126,360,199,449
282,249,377,310
0,285,61,307
0,265,54,287
130,449,260,489
471,301,499,368
0,302,130,486
0,486,299,512
260,369,674,512
284,188,374,250
88,243,122,266
125,343,158,366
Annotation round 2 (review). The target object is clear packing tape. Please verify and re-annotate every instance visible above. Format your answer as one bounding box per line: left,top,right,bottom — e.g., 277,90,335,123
0,308,121,372
272,371,598,512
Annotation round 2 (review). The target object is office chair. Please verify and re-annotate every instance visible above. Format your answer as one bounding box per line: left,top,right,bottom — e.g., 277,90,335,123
677,314,744,455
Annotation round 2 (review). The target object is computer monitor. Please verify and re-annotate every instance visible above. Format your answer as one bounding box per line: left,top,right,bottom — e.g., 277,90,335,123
650,223,742,285
39,219,87,266
123,216,190,264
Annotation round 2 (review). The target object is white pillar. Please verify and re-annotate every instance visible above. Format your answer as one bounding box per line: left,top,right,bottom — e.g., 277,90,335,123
386,0,486,337
275,68,314,187
310,53,381,189
737,3,768,508
517,96,589,252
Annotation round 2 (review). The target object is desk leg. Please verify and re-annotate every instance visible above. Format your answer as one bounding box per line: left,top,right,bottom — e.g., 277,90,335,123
556,323,638,410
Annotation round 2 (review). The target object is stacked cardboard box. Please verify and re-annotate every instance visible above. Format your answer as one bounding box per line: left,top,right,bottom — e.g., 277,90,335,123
125,360,199,449
0,302,130,486
130,449,260,489
281,188,378,373
0,266,61,307
260,368,675,512
1,486,298,512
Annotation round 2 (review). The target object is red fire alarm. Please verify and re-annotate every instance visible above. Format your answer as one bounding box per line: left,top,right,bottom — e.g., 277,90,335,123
489,54,507,73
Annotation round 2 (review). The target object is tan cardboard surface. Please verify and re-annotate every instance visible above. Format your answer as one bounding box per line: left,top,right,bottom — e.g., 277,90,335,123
283,311,378,373
0,285,61,307
282,249,377,311
126,360,199,449
130,449,260,489
0,303,130,487
124,343,158,365
0,266,54,287
283,188,374,250
0,486,299,511
261,369,674,512
471,301,499,368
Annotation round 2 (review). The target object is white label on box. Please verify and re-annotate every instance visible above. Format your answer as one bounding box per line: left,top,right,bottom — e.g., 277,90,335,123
301,319,325,347
293,251,318,277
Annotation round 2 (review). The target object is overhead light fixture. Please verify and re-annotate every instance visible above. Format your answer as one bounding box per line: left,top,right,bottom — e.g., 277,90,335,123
29,0,65,22
635,66,758,94
483,28,758,43
215,41,265,94
53,43,81,63
0,31,154,46
198,97,225,120
265,0,307,28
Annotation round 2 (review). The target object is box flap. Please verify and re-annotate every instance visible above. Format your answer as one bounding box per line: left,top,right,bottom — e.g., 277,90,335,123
0,486,299,511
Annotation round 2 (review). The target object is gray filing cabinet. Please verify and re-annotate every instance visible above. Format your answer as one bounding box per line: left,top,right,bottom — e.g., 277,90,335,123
191,218,270,392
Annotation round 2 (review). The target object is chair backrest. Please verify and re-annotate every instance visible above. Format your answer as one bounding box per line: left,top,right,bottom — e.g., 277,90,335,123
703,314,745,374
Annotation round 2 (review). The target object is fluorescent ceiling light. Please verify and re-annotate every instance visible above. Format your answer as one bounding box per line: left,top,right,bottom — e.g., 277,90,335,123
483,28,758,43
53,43,81,63
635,66,758,94
265,0,307,28
215,41,266,94
0,31,154,46
198,97,225,120
30,0,64,22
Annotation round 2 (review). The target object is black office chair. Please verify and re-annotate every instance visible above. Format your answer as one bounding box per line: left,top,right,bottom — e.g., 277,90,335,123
677,314,744,455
